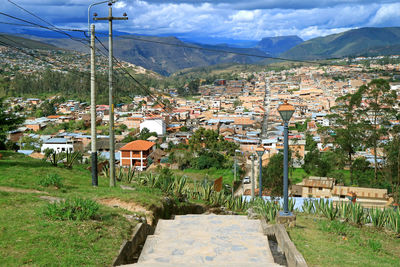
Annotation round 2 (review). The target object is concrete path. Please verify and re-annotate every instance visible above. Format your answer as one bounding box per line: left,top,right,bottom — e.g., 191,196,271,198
125,214,281,267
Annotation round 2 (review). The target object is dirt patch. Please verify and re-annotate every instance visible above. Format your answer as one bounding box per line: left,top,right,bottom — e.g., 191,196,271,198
98,198,154,224
0,186,49,194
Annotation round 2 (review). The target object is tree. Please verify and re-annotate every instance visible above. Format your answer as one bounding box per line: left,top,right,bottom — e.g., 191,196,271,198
262,153,284,196
187,79,200,95
0,98,24,149
382,124,400,203
324,91,363,184
352,157,374,187
37,100,56,117
357,79,398,182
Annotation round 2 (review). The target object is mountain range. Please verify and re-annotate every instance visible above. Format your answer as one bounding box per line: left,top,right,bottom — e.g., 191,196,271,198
282,27,400,60
4,26,400,75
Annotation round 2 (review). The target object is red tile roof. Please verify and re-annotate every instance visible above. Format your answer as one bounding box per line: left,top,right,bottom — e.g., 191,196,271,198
120,140,155,151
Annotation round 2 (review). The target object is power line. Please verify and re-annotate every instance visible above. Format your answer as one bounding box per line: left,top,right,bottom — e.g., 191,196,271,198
0,12,89,46
94,35,173,114
0,21,86,32
7,0,86,38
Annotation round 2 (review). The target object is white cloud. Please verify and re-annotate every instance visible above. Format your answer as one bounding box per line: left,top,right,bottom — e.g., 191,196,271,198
3,0,400,41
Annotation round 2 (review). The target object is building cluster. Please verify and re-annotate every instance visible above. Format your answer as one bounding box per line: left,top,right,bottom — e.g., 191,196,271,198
4,61,400,203
0,46,145,75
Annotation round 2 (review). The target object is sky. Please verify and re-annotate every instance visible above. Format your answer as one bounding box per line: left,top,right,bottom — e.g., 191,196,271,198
3,0,400,43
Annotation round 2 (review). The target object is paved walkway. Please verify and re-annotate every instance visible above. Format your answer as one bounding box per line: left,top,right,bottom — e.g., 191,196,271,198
126,214,281,267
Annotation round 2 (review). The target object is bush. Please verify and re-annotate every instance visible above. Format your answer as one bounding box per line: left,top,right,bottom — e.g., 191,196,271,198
38,174,63,188
44,198,99,221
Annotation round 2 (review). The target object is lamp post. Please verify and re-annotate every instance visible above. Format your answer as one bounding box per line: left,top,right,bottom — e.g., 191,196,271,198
277,100,295,215
232,149,241,196
256,146,264,198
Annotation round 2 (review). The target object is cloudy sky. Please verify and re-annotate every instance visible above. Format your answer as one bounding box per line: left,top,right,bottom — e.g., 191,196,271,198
3,0,400,42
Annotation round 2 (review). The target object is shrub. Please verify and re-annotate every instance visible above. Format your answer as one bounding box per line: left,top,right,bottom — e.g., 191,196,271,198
38,174,63,188
44,198,99,221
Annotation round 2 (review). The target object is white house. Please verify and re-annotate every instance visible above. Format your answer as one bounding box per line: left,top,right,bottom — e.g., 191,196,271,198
41,138,74,154
140,118,166,136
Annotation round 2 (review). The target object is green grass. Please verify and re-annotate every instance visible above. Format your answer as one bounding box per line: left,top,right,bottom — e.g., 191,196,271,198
290,168,308,184
0,151,164,208
287,214,400,267
289,168,351,185
0,151,166,266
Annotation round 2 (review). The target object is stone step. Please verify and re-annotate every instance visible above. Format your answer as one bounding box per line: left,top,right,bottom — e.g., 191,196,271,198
125,262,282,267
154,218,263,236
138,234,275,265
174,214,249,221
128,215,280,267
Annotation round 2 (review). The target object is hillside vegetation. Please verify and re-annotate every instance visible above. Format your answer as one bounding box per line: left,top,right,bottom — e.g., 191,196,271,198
282,27,400,59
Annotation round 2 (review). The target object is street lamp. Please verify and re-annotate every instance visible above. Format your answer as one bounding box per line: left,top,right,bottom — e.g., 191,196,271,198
232,149,241,196
256,146,264,198
278,100,295,216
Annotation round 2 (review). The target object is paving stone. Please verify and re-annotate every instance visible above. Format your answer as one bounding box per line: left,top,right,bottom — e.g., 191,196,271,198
129,214,281,266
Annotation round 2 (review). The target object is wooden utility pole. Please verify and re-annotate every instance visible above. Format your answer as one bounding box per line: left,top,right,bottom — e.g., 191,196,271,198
94,2,127,187
90,24,98,186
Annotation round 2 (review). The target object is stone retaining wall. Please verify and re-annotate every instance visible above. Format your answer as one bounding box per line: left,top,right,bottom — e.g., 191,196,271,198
260,218,308,267
112,223,154,266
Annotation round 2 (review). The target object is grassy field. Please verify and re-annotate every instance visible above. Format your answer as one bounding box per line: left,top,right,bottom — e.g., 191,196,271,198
0,151,164,266
288,214,400,267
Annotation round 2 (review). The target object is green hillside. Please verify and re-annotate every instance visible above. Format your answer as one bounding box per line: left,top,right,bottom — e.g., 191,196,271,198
282,27,400,60
0,34,59,50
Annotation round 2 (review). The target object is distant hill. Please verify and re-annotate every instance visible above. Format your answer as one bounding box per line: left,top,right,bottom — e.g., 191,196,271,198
24,35,269,76
256,35,303,56
282,27,400,60
0,34,59,50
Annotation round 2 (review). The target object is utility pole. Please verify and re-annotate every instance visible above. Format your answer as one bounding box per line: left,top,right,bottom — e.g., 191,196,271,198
251,154,255,199
94,2,127,187
90,24,98,186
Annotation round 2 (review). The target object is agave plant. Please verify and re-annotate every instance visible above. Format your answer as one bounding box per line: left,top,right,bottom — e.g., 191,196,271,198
140,173,159,188
210,191,226,206
337,202,351,220
101,164,109,178
349,203,366,225
322,202,339,221
199,182,213,202
386,209,400,234
369,208,387,228
288,198,296,212
173,175,188,197
314,199,328,215
302,199,315,214
253,200,280,222
64,150,82,168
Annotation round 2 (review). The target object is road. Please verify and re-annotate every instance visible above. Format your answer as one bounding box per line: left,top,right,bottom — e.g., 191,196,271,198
235,79,270,197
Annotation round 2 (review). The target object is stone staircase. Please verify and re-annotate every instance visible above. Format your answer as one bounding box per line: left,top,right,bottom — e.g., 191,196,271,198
124,214,282,267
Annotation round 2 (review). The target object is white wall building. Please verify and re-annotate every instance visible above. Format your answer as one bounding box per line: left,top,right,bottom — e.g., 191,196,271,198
140,118,166,136
41,138,74,154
